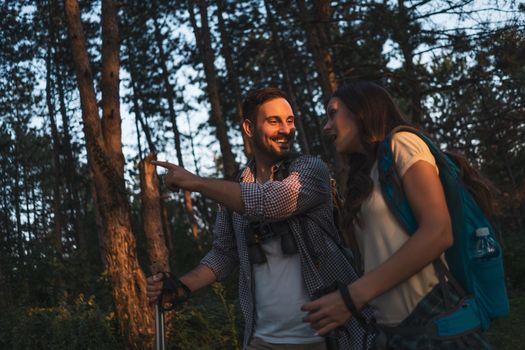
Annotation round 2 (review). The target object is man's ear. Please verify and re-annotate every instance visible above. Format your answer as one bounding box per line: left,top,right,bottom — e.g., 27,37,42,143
242,119,254,138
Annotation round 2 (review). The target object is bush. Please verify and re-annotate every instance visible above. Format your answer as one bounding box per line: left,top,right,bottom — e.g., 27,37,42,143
3,295,122,350
165,284,242,350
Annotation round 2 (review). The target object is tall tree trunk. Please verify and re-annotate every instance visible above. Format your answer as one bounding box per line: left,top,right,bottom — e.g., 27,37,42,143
139,154,176,330
52,0,86,253
13,132,23,263
188,0,238,178
64,1,153,348
135,112,144,161
297,0,338,102
44,2,64,251
216,0,252,158
30,172,41,240
56,63,87,253
21,154,34,250
0,263,12,310
265,0,311,154
1,161,10,245
89,169,105,261
151,3,200,240
100,1,123,171
139,154,170,272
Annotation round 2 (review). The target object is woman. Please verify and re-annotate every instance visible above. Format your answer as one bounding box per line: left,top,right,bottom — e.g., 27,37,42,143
302,82,492,349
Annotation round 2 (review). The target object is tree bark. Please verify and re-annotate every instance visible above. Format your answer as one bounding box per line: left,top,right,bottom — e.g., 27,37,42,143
140,154,170,271
139,157,176,332
100,1,123,171
45,0,64,251
64,1,153,348
188,0,238,178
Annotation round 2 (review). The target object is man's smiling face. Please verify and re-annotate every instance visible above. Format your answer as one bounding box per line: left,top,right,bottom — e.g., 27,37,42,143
250,97,296,160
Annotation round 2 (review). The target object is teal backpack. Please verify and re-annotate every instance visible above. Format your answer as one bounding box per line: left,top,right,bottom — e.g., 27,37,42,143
377,126,509,334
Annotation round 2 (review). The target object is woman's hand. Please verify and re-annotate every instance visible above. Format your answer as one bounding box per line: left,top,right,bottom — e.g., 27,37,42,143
301,289,352,336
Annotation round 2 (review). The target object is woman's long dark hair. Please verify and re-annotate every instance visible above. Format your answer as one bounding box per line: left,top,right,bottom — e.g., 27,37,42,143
332,82,409,227
332,81,495,229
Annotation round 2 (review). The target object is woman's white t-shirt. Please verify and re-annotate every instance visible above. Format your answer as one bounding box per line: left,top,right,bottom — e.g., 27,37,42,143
354,131,443,326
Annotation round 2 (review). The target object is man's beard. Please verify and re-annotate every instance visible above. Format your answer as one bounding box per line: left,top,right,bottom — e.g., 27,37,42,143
253,132,294,160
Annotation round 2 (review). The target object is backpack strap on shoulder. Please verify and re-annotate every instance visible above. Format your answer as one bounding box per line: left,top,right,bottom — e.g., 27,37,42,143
377,125,462,235
377,126,420,235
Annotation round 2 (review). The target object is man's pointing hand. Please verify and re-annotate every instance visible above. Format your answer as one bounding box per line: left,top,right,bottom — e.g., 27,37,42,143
151,160,201,192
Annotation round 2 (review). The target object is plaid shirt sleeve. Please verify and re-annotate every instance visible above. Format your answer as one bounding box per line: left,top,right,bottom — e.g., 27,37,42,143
240,156,331,221
200,205,239,281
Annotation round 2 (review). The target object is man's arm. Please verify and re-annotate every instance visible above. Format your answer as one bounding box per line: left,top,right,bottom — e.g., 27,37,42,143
241,156,331,221
147,206,239,303
194,178,244,213
151,157,331,220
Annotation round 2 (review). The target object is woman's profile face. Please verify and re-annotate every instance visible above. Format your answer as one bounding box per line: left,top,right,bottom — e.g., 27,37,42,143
323,97,363,154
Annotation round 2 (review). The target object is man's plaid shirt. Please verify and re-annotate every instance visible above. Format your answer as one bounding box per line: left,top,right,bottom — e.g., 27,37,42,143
201,155,375,349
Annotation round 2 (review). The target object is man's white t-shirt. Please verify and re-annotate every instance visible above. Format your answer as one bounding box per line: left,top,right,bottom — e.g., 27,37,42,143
252,236,322,344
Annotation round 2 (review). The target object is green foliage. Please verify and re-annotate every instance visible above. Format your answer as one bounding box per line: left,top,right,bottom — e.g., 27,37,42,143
166,304,233,350
502,230,525,291
1,295,122,350
211,283,242,350
163,280,242,350
487,294,525,350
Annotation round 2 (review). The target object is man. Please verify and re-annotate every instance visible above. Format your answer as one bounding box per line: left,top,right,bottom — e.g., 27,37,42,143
147,87,372,349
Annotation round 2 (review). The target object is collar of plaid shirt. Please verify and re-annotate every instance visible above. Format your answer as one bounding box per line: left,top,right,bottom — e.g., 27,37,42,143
240,154,298,183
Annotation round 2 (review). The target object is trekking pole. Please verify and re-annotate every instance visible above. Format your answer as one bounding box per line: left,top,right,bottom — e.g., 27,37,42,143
155,302,165,350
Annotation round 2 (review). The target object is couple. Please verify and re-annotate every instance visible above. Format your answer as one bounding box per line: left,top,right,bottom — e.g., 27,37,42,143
147,82,491,349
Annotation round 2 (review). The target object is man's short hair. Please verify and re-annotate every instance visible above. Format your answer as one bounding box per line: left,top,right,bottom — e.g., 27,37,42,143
242,87,289,122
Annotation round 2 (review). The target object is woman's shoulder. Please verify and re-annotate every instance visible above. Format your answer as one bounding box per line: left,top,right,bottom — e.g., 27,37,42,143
390,131,438,176
391,131,434,156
